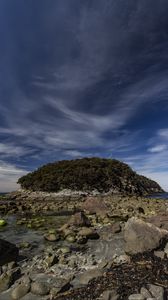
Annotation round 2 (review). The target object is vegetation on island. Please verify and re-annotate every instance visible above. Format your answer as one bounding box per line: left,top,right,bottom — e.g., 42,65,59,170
18,157,163,195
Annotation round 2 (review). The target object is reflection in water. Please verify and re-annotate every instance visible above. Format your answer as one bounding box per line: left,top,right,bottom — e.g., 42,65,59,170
0,213,70,257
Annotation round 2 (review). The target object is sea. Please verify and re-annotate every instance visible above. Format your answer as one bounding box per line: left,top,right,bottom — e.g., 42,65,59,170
146,192,168,199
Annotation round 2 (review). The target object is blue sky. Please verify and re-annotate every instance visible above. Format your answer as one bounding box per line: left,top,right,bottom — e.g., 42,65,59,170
1,0,168,192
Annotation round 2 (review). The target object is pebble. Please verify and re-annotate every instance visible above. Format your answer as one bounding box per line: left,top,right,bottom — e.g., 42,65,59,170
101,289,119,300
154,251,165,259
44,233,59,242
140,287,152,298
147,284,164,300
59,246,71,254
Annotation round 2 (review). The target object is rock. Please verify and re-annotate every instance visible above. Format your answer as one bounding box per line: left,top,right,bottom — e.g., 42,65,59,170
128,294,145,300
7,261,17,270
147,284,164,300
71,268,103,287
58,223,70,233
78,227,99,239
59,246,71,254
154,250,165,259
124,217,168,255
101,289,119,300
68,212,91,227
110,222,121,234
146,214,168,231
44,254,58,267
18,242,30,249
0,273,13,292
50,278,71,296
31,281,50,296
140,287,152,298
112,254,130,265
164,242,168,256
44,233,60,242
76,236,87,244
0,239,18,265
82,197,108,217
17,293,45,300
66,234,76,243
0,219,7,226
11,282,30,299
98,260,108,270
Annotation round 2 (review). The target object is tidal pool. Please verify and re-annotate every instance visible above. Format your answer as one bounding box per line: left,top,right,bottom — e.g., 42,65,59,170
0,212,71,257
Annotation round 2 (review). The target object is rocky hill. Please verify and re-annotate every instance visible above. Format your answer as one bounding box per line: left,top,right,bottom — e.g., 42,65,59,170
18,157,164,195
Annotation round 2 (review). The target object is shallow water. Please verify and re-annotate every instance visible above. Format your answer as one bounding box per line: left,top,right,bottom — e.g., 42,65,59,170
0,213,70,256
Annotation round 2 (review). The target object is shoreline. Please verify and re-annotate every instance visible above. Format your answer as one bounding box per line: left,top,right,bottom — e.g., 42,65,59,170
0,192,168,299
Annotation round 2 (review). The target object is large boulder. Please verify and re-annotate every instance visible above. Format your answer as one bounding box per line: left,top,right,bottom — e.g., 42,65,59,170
124,217,168,255
146,214,168,231
82,197,108,217
0,239,18,265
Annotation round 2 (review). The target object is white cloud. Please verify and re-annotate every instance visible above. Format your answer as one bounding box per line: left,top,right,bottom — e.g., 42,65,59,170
148,144,167,153
0,161,27,192
158,128,168,139
0,143,28,157
138,171,168,192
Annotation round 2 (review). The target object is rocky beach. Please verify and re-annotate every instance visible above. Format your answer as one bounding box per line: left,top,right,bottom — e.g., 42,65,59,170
0,189,168,300
1,0,168,298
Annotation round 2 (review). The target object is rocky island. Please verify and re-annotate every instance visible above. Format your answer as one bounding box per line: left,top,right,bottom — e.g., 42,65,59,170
0,158,167,300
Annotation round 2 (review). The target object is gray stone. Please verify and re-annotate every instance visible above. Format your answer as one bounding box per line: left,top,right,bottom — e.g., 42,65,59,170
11,282,30,299
44,254,58,267
154,251,165,259
59,246,71,254
7,261,17,270
0,273,13,292
31,281,50,296
140,287,152,298
164,242,168,255
110,222,121,234
50,279,71,296
148,284,164,300
101,289,119,300
0,289,12,300
112,254,130,264
128,294,145,300
68,212,91,227
20,293,48,300
82,197,108,217
66,234,76,243
78,227,99,239
44,233,59,242
71,268,103,287
124,217,168,255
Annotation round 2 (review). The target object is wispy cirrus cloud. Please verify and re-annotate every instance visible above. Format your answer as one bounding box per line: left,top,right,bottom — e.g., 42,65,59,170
0,161,27,192
1,1,168,191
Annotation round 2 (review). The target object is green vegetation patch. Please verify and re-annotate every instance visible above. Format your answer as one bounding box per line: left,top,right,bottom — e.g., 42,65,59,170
18,157,163,195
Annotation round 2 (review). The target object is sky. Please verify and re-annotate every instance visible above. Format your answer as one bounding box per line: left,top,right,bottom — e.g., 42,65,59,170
1,0,168,192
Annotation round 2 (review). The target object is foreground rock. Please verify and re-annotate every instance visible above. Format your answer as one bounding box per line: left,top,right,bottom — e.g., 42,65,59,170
0,239,18,265
124,217,168,255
